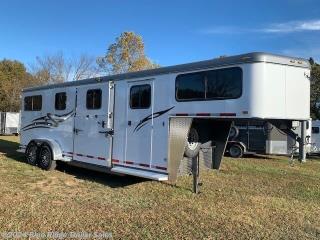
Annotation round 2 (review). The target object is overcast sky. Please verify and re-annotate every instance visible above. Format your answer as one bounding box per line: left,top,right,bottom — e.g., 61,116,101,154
0,0,320,68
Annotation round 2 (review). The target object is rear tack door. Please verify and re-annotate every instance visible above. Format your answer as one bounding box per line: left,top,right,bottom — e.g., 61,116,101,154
73,83,112,167
125,80,154,168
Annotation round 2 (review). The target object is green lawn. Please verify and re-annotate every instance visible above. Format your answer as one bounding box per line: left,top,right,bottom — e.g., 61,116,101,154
0,136,320,239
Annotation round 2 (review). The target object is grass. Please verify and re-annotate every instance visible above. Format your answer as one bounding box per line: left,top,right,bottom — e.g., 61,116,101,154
0,136,320,239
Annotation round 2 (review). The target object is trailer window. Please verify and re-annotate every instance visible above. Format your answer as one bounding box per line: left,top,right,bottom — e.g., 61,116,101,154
175,67,242,101
55,92,67,110
130,84,151,109
86,89,102,109
24,95,42,111
312,127,319,134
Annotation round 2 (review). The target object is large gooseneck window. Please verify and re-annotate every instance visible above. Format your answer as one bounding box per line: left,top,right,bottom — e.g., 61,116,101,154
175,67,242,101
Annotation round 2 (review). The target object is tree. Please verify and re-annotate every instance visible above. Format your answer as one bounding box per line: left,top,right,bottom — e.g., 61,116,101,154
310,59,320,119
0,59,40,112
97,31,159,74
33,52,99,84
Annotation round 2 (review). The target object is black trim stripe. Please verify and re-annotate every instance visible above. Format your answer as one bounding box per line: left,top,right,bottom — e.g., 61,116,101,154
21,110,74,131
22,126,52,131
134,106,174,132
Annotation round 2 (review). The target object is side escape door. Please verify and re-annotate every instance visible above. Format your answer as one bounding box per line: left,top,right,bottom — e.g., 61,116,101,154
125,80,154,169
51,87,76,159
73,82,114,167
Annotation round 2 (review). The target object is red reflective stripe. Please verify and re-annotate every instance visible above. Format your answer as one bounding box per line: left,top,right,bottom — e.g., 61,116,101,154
220,113,236,116
86,155,94,158
196,113,210,116
139,163,150,168
98,157,106,160
154,166,167,171
176,113,188,116
112,159,120,163
125,161,134,165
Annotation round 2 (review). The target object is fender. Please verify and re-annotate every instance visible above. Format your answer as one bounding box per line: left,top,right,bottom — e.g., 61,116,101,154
29,138,63,161
227,140,247,153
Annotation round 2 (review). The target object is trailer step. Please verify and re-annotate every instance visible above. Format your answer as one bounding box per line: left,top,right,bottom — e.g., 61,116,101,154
111,166,168,181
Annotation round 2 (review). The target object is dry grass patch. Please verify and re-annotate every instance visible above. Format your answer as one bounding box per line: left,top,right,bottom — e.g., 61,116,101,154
0,136,320,239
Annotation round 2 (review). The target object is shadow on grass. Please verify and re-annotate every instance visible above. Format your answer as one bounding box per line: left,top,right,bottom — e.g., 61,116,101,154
244,154,274,159
57,163,148,188
225,152,274,160
0,138,147,188
0,138,24,162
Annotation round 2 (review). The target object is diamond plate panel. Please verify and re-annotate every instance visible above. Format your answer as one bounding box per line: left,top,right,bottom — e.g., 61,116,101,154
168,117,192,183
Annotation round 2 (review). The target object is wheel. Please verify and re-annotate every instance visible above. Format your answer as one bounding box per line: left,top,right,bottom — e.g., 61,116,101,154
229,126,239,139
184,127,201,158
38,144,56,171
229,144,243,158
25,142,39,166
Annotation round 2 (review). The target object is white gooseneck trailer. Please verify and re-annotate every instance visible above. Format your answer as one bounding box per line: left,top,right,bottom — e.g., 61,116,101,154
18,52,310,182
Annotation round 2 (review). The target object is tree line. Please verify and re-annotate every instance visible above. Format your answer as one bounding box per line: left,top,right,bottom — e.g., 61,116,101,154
310,58,320,119
0,32,158,112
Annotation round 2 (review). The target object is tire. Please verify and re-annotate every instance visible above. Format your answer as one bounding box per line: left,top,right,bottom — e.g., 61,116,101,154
229,144,243,158
38,144,56,171
25,142,39,166
184,127,201,158
229,126,239,140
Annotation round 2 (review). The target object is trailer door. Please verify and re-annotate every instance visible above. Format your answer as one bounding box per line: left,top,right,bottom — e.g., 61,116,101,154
125,80,154,168
73,82,113,167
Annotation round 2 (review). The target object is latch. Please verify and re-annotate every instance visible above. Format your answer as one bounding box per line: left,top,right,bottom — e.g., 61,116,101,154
74,128,83,134
99,129,114,137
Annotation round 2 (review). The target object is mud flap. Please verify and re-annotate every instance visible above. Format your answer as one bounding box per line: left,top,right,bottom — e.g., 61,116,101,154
168,117,193,183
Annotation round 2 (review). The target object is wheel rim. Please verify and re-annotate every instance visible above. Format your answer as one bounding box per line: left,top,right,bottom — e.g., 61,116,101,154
230,146,241,157
187,128,199,150
40,147,51,167
26,145,37,164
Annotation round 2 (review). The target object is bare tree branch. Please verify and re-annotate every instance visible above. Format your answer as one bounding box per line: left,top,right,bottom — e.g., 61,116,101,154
32,52,99,84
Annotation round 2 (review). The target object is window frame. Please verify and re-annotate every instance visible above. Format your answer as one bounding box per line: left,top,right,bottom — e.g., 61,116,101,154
24,95,42,111
129,84,152,109
55,92,67,111
24,96,33,111
86,89,102,110
312,127,319,134
175,67,243,102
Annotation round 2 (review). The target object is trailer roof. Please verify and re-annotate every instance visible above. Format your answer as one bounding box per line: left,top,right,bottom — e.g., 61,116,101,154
23,52,310,93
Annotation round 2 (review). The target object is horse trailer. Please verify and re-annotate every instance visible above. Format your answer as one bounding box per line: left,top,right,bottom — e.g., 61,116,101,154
310,120,320,154
226,120,312,158
0,112,20,135
18,52,310,183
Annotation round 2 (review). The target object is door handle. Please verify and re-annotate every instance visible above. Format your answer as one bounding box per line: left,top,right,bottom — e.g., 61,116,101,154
74,128,83,134
128,121,132,126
